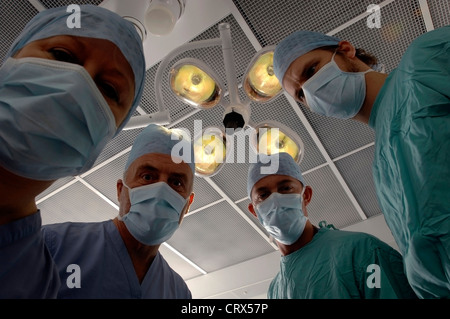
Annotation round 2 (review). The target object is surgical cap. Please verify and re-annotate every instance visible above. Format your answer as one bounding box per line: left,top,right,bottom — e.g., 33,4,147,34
247,152,306,198
5,4,146,134
125,124,195,174
273,30,340,86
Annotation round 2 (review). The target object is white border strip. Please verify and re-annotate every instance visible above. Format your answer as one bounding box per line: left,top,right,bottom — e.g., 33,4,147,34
27,0,46,12
162,242,208,275
418,0,435,31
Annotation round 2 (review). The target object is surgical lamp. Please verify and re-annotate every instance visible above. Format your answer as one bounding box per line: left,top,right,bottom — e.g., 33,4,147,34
124,21,304,177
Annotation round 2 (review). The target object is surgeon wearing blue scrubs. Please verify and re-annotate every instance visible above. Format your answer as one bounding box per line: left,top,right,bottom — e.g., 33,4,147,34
0,5,145,298
273,26,450,299
247,152,417,299
41,124,195,298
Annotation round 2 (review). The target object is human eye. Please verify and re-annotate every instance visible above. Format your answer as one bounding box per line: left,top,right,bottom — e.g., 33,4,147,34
296,89,305,103
257,192,270,202
141,173,155,183
169,177,186,192
279,185,294,193
49,48,78,64
304,63,317,79
98,81,120,103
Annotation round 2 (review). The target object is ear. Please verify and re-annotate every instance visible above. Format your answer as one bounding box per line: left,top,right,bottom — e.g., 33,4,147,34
303,185,313,206
180,193,195,221
117,179,124,202
187,193,195,210
337,40,357,59
248,202,257,218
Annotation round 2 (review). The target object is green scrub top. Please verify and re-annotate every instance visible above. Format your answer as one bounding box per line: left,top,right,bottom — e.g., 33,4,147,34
369,25,450,299
268,226,417,299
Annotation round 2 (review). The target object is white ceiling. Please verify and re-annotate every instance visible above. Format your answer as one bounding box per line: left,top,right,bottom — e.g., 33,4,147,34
2,0,449,299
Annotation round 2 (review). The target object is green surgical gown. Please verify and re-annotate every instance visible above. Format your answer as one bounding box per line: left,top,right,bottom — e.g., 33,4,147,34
268,226,417,299
369,25,450,299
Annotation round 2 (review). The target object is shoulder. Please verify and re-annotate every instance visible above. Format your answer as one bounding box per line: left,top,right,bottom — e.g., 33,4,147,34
42,220,111,233
320,228,395,253
400,26,450,69
42,220,112,247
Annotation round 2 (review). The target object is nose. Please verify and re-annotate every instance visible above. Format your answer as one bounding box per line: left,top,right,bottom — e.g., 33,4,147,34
82,60,101,81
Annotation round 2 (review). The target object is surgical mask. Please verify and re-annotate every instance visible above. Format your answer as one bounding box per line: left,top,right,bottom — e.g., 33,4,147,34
0,57,116,180
303,51,373,119
255,189,307,245
120,181,188,246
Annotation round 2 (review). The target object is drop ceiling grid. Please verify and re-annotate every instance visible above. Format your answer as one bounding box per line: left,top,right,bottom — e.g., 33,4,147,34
231,0,386,47
427,0,450,29
0,0,39,62
334,144,381,218
159,244,205,280
40,0,103,9
38,180,119,225
166,200,275,273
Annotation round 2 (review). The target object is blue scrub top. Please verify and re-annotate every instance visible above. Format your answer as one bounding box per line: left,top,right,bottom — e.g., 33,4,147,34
42,219,191,299
0,211,60,298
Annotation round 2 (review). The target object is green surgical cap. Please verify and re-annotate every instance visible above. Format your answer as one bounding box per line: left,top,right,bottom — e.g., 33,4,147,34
125,124,195,174
247,152,305,198
5,4,146,134
273,30,340,86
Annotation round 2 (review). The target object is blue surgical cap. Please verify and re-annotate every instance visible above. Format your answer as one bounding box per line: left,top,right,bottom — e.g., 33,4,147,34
5,4,146,134
273,30,340,86
125,124,195,174
247,152,305,198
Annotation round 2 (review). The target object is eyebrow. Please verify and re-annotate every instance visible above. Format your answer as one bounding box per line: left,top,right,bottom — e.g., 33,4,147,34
254,178,298,193
136,165,189,182
68,36,86,51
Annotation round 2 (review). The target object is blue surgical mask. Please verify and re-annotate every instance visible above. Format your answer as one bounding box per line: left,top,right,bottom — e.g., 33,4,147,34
0,57,116,180
303,51,373,119
120,182,188,246
255,190,307,245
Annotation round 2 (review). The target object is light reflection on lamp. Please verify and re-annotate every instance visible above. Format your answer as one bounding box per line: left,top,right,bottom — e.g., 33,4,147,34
193,127,227,177
243,45,282,103
251,120,304,164
169,58,223,110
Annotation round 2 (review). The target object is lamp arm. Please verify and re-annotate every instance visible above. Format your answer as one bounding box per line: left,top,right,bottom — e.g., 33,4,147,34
218,23,241,107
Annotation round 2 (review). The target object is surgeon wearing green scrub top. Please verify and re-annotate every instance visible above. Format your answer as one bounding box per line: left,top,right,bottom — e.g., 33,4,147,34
247,152,417,299
273,26,450,299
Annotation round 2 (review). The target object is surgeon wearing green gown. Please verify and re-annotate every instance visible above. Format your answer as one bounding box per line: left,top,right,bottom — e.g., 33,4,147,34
272,26,450,299
247,152,417,299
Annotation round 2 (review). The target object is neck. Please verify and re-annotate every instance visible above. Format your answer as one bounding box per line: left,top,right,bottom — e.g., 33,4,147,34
0,166,54,225
113,217,159,283
353,71,388,124
277,220,316,256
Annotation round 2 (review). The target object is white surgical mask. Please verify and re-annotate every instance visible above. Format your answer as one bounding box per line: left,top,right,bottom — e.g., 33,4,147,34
120,181,188,246
255,188,307,245
303,51,373,119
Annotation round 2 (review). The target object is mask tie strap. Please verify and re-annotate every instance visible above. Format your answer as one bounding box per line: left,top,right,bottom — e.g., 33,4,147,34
318,220,337,230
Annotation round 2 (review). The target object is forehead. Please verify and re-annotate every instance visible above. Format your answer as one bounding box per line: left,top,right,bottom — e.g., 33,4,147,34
22,36,133,73
129,153,193,177
252,174,301,191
